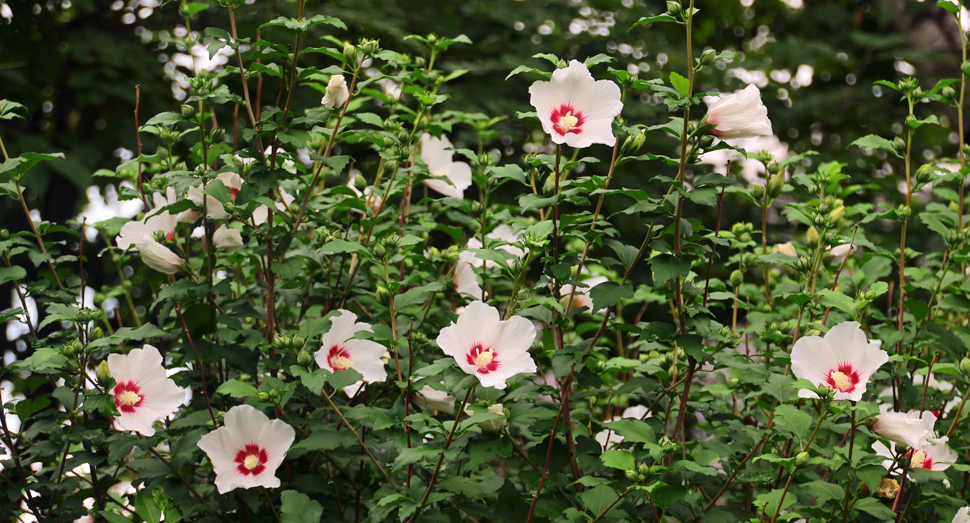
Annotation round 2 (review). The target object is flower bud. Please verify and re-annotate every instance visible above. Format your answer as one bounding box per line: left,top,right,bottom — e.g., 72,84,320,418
88,327,104,341
222,202,236,215
373,244,386,259
893,137,906,155
624,469,639,482
729,269,744,288
291,334,305,349
209,127,226,144
257,391,270,402
794,451,810,467
756,150,774,166
632,130,646,150
180,104,196,119
666,0,682,18
361,38,380,56
960,357,970,377
63,338,84,358
354,174,367,193
275,334,291,349
96,360,112,384
297,350,313,367
962,60,970,77
806,226,820,247
942,85,957,102
239,373,251,382
915,163,935,185
767,172,785,199
827,205,845,225
749,184,765,201
0,229,7,241
375,286,393,306
343,42,357,63
896,204,912,220
76,309,92,323
480,404,507,432
697,48,717,68
905,115,920,131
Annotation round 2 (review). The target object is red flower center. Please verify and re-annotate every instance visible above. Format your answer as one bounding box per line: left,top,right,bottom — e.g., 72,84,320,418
327,346,355,371
113,381,144,414
905,449,933,470
550,104,585,137
234,444,268,476
824,364,860,393
466,344,499,375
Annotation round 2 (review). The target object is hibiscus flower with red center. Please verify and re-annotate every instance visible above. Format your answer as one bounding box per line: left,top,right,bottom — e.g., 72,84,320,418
528,60,623,149
790,321,888,401
107,345,187,436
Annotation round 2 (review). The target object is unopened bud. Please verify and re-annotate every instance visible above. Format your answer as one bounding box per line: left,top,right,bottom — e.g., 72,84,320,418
893,137,906,155
0,229,7,241
827,205,845,224
361,39,380,56
806,226,820,246
960,357,970,377
373,244,386,258
767,172,785,199
222,202,235,215
915,163,935,185
962,60,970,77
354,174,367,193
343,42,357,63
291,334,305,349
257,391,270,402
209,127,226,144
624,469,639,482
480,404,507,432
896,204,912,220
697,48,717,68
96,360,112,384
632,130,646,150
905,115,920,131
749,184,765,201
88,327,104,341
63,339,84,358
375,286,393,306
239,373,251,382
943,85,957,102
297,350,313,367
795,451,810,467
729,269,744,288
180,104,196,119
666,0,682,18
275,334,291,349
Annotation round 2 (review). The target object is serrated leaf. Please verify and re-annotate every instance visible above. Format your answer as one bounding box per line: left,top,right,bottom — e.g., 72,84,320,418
600,449,635,471
670,71,690,98
852,134,898,157
773,404,812,443
215,379,259,399
280,490,323,523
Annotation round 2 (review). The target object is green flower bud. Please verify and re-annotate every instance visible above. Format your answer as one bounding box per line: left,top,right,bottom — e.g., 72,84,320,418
893,137,906,155
697,48,717,68
291,334,305,349
0,229,8,241
373,244,387,259
728,377,739,387
827,205,845,225
257,391,270,402
915,163,935,185
375,286,393,306
632,130,646,150
905,115,920,130
275,334,291,349
361,38,380,56
88,327,104,341
343,42,357,63
806,226,820,247
76,309,92,323
180,104,196,119
729,269,744,288
749,184,765,201
297,350,313,367
624,469,639,482
63,338,84,358
960,357,970,377
896,204,912,220
756,150,774,166
354,174,367,193
666,0,682,18
209,127,226,144
239,373,251,382
795,451,810,467
767,172,785,199
942,85,957,102
222,201,236,215
96,360,112,384
962,60,970,77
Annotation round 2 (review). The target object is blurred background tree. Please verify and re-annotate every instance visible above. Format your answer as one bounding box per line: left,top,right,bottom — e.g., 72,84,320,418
0,0,963,350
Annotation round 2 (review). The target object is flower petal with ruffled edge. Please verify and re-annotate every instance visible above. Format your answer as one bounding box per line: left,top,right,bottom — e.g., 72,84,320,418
322,74,349,109
136,239,182,274
107,345,186,436
790,321,888,401
454,251,483,299
529,60,623,149
953,507,970,523
420,134,472,198
196,404,295,494
313,310,388,395
213,225,243,253
436,301,537,390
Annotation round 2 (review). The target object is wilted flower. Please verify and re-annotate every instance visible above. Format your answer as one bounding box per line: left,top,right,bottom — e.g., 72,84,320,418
136,239,182,274
107,345,186,436
775,242,797,258
454,251,483,299
314,310,388,394
529,60,623,148
420,134,472,198
703,84,772,139
196,404,295,493
827,243,857,260
213,225,243,253
790,321,888,401
874,477,899,499
322,74,350,109
436,301,537,390
872,411,938,449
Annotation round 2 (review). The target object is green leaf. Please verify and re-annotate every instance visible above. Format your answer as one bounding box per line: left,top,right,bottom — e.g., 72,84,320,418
669,71,690,98
181,2,208,16
320,239,368,255
852,497,896,520
851,134,899,157
651,254,690,285
578,485,619,518
394,282,445,311
605,418,655,444
134,489,162,523
632,14,680,28
588,281,633,310
280,490,323,523
13,348,66,373
600,449,635,471
753,488,795,519
939,0,960,15
215,379,259,399
0,265,26,285
816,289,856,317
773,405,812,443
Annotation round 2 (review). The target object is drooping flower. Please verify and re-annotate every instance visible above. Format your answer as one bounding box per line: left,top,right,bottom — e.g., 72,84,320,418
322,74,350,109
107,345,187,436
0,2,12,20
703,84,772,139
775,242,797,258
187,172,243,219
213,225,243,253
196,404,295,493
314,310,388,394
136,239,182,274
454,251,483,299
595,405,650,450
790,321,888,401
872,436,957,473
116,189,180,250
528,60,623,148
436,301,537,390
420,134,472,198
466,224,526,269
872,411,938,449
